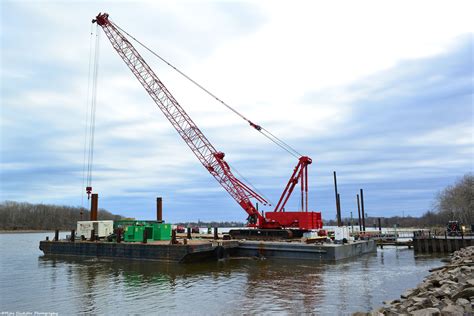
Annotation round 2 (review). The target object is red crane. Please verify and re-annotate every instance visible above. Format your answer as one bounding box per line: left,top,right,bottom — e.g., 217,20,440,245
92,13,322,234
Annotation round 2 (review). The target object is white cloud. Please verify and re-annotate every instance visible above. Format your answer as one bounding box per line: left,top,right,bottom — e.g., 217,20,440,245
1,0,473,219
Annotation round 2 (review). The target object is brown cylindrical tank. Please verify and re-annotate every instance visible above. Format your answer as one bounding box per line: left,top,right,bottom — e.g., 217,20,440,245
90,193,98,221
157,197,163,222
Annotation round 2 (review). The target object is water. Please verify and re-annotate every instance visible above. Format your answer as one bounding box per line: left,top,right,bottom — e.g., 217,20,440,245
0,233,446,315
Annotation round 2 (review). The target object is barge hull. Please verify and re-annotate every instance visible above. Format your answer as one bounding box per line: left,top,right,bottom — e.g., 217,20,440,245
39,240,376,262
39,240,236,263
233,240,376,261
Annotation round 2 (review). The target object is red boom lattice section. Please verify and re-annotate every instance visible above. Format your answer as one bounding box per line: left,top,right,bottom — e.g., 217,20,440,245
93,13,266,224
274,156,312,212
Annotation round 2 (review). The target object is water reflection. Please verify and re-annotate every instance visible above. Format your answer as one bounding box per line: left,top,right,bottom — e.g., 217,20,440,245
36,249,440,314
0,233,447,314
241,259,325,313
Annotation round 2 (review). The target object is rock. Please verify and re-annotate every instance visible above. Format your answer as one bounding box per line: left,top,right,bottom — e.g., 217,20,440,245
442,297,454,305
429,296,440,307
401,288,418,299
407,306,417,312
441,304,464,315
455,298,469,306
452,287,474,300
440,279,457,286
383,298,400,305
430,277,442,287
410,307,440,316
463,304,473,314
353,247,474,316
432,288,444,298
412,296,428,307
450,267,460,274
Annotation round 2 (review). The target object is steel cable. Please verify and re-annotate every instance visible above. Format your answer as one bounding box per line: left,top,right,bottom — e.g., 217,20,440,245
82,24,95,206
111,20,303,159
86,25,100,190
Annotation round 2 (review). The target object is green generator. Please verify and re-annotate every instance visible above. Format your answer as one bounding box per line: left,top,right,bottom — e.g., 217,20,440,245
120,222,171,242
151,223,172,240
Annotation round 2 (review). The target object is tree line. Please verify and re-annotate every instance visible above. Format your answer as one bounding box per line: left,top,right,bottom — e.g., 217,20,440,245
1,174,471,230
0,201,123,230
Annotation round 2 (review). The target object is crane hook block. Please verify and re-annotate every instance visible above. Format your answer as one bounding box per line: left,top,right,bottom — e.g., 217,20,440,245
86,186,92,200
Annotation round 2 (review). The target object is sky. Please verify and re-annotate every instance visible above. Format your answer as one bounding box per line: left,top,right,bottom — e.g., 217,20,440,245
1,0,473,223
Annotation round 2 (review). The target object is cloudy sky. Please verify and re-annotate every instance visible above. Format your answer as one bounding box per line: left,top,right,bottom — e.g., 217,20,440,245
1,1,472,222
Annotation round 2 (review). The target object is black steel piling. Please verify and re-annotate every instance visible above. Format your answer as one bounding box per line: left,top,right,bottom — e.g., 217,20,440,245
360,189,366,232
333,171,342,227
357,194,362,232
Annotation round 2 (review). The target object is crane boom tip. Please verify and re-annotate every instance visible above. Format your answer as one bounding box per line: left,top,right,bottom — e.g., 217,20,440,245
93,12,110,26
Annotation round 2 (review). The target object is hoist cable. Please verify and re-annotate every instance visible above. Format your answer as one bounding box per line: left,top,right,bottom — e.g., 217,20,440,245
111,20,303,159
86,25,100,189
262,127,303,157
259,130,300,159
82,24,95,206
227,162,274,206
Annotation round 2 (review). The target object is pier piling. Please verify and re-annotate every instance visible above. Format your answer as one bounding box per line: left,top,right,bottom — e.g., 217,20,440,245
360,189,366,232
333,171,342,227
357,194,362,232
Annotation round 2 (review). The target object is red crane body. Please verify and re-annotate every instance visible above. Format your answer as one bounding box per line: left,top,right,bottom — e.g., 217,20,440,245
92,13,322,230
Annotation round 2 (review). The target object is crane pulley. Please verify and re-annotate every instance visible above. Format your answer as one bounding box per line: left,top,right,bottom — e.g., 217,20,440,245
90,13,322,230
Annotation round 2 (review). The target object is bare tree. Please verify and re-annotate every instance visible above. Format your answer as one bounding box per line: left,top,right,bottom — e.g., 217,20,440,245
435,173,473,224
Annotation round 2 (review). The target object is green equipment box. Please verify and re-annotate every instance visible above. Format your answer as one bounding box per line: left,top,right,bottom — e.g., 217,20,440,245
123,223,171,242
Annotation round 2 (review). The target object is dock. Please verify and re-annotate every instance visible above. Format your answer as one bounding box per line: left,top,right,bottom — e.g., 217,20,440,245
412,232,473,253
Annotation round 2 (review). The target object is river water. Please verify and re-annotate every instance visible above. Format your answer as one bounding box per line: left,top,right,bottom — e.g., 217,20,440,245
0,232,445,315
